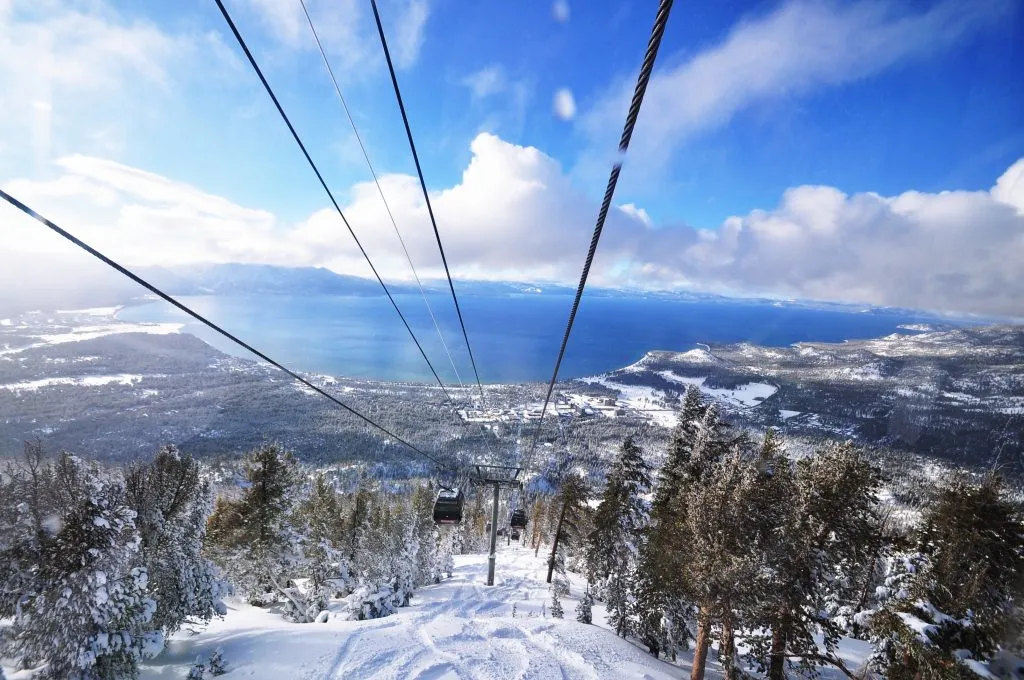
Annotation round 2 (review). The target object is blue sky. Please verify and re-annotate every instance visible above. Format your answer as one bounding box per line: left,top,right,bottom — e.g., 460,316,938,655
1,0,1023,315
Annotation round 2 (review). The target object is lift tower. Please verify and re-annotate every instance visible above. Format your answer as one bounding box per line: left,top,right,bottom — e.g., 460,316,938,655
471,465,522,586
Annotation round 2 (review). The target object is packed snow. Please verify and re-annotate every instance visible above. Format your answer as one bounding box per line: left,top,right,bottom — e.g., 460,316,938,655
137,547,692,680
128,545,876,680
0,374,158,392
0,322,182,356
657,372,778,408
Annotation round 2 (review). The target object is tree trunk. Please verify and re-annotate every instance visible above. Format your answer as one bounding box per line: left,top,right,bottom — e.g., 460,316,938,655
546,502,568,583
720,607,736,679
690,605,711,680
768,613,789,680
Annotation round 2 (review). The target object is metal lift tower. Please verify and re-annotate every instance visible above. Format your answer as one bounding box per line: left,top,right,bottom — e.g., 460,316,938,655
471,464,522,586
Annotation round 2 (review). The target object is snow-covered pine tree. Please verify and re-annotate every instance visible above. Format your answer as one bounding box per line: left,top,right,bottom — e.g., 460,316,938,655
294,474,351,617
124,445,227,635
5,454,162,679
864,473,1024,678
394,503,420,606
682,440,756,680
634,387,709,658
576,588,594,624
206,443,302,609
186,659,205,680
746,439,881,680
551,588,564,619
586,436,650,637
208,646,227,676
546,473,590,585
411,482,441,585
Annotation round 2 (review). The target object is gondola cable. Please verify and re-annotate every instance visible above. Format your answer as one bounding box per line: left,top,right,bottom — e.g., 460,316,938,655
519,0,675,479
297,0,466,393
212,0,453,402
0,188,456,474
369,0,486,404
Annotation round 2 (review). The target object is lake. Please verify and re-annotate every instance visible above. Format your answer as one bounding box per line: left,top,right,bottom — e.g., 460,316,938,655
117,293,955,384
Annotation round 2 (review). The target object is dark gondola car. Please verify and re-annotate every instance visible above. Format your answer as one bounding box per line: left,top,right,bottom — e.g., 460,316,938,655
510,509,527,529
510,528,521,541
433,488,464,525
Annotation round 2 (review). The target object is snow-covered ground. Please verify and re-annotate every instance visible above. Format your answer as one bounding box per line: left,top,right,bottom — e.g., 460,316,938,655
657,372,778,408
137,547,692,680
0,374,161,392
128,547,874,680
0,321,182,357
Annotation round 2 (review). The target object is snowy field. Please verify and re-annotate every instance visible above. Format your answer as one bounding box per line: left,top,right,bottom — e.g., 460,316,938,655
121,547,875,680
131,547,694,680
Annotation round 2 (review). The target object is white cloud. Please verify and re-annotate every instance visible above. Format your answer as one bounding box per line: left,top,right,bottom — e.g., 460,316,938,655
553,88,576,121
461,65,507,100
0,0,237,174
581,0,1012,179
240,0,428,72
4,138,1022,317
553,0,570,23
393,0,429,69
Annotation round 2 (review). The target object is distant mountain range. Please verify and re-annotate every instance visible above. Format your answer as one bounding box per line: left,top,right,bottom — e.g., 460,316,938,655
2,261,974,320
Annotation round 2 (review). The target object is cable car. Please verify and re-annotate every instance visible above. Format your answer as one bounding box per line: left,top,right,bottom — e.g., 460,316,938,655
433,488,464,525
510,509,527,530
510,528,521,541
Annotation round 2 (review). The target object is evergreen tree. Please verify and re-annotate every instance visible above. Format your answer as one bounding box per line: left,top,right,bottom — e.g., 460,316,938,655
546,473,590,584
4,454,162,679
586,436,650,637
746,440,881,680
550,588,564,619
865,474,1024,678
634,389,716,659
576,588,594,624
206,443,301,608
294,474,351,615
125,445,227,635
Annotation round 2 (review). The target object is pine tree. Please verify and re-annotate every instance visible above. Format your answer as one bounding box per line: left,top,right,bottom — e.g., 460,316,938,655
206,443,301,608
865,474,1024,678
551,588,564,619
125,445,227,635
586,436,650,637
4,454,162,679
186,659,206,680
208,646,227,676
634,388,715,658
294,474,350,615
745,440,881,680
546,473,590,584
576,588,594,624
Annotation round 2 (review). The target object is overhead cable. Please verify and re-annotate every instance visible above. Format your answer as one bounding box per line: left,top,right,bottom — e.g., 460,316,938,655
520,0,675,476
297,0,465,391
0,188,454,473
213,0,452,400
369,0,486,402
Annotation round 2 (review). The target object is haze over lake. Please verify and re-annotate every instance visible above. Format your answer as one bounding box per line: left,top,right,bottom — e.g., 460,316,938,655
118,293,958,384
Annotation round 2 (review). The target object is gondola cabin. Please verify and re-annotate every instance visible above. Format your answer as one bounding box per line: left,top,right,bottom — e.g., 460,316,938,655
510,509,527,530
433,488,464,525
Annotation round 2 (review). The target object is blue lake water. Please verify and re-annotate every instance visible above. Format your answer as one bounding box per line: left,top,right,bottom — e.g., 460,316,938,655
117,294,956,384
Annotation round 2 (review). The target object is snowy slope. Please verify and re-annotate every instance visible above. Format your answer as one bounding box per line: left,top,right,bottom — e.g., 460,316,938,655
138,547,694,680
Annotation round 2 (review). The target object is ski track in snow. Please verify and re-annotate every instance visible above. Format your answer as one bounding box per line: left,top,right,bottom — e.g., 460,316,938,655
138,548,709,680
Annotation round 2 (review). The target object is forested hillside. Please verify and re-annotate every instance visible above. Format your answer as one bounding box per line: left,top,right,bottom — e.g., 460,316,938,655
2,385,1021,678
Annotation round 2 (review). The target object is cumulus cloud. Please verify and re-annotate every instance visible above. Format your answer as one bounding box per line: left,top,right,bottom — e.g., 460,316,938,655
3,136,1022,317
553,88,576,121
580,0,1013,179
